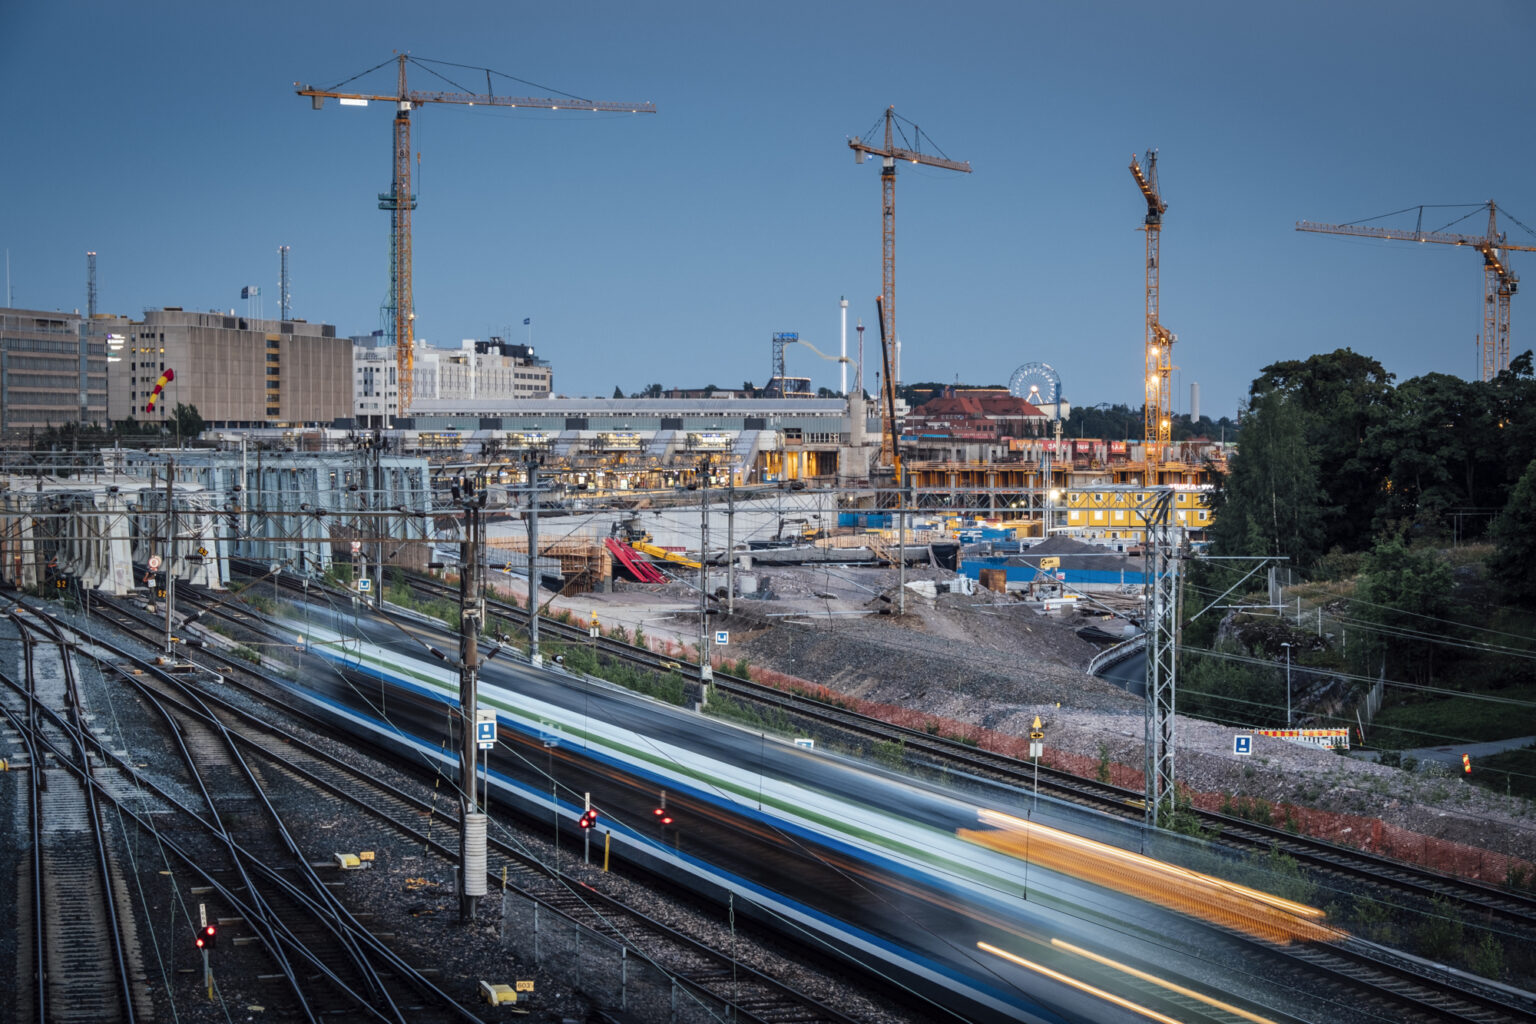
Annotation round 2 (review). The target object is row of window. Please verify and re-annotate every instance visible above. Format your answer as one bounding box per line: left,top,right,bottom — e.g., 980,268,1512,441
1067,508,1210,525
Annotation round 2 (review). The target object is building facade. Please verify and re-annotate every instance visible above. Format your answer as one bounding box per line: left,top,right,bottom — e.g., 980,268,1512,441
105,308,350,429
353,337,553,428
0,307,107,433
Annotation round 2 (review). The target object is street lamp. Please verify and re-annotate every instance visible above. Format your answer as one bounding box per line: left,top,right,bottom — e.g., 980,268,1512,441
1279,642,1294,726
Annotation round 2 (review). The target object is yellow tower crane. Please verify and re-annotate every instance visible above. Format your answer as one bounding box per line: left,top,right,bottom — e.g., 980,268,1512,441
849,108,971,469
1297,202,1536,381
297,54,655,417
1129,151,1174,464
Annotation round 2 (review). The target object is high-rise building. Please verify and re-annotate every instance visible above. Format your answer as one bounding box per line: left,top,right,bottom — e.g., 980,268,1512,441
0,307,107,434
104,308,351,428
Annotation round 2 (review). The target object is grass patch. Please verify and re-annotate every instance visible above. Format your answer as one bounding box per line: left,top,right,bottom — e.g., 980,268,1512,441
1465,743,1536,801
1368,685,1536,749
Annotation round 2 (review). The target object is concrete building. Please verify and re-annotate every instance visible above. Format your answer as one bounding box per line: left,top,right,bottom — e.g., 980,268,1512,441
103,308,350,429
0,307,107,433
354,337,553,428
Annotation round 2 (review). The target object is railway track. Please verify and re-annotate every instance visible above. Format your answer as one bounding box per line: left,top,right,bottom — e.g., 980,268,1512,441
389,570,1536,935
55,590,878,1024
2,609,146,1024
3,600,482,1024
195,568,1536,1022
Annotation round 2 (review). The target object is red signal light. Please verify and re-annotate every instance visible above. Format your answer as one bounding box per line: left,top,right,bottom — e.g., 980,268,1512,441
579,809,598,830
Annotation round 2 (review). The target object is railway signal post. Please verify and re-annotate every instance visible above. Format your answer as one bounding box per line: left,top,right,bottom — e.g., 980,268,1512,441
455,476,489,924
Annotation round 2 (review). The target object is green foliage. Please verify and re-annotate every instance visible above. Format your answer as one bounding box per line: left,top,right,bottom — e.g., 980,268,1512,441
703,690,796,732
1353,532,1459,683
1487,457,1536,605
1155,789,1212,838
1178,646,1288,728
1465,930,1505,980
171,402,205,440
1095,742,1112,784
1219,793,1274,826
1209,390,1326,568
1414,897,1465,964
1258,846,1315,904
1368,687,1536,749
231,644,262,664
1250,349,1395,555
1463,743,1536,801
871,739,906,768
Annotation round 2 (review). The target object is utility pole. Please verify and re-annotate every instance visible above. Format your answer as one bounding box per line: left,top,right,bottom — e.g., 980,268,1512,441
164,458,176,656
456,475,487,923
697,456,713,686
525,453,542,666
371,432,384,609
725,477,736,617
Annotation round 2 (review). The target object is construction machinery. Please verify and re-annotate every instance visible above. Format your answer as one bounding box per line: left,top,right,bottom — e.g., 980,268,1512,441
1297,202,1536,380
849,108,971,468
297,54,654,416
1129,151,1174,463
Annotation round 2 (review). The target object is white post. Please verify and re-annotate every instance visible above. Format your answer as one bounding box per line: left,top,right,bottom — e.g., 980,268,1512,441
840,297,848,396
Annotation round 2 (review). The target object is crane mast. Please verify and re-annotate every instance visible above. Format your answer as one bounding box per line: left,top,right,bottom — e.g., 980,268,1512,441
1297,202,1536,381
849,108,971,469
1130,151,1173,463
1302,199,1529,380
297,54,655,419
382,56,416,413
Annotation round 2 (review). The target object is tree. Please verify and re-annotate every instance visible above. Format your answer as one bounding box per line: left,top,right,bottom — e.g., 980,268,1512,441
1208,390,1325,568
172,403,204,441
1353,530,1458,684
1250,349,1394,554
612,385,624,399
1487,457,1536,605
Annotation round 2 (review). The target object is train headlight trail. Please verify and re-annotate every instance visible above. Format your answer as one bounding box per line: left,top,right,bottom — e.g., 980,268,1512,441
978,941,1186,1024
1050,938,1281,1024
963,808,1346,945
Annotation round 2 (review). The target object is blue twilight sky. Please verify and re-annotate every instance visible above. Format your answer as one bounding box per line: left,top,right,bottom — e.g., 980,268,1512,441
4,1,1535,419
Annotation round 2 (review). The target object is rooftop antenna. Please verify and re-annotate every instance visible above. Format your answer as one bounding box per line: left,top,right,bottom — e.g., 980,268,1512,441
279,245,292,320
87,251,97,318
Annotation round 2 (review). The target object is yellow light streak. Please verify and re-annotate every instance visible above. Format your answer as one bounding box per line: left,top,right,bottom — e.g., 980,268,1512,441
964,808,1345,944
977,941,1185,1024
1051,939,1279,1024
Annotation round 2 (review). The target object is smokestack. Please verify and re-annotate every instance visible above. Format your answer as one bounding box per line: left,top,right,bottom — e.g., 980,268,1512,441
840,296,848,396
1190,381,1200,424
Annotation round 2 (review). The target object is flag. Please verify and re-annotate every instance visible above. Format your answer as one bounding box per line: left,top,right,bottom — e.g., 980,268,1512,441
523,317,531,326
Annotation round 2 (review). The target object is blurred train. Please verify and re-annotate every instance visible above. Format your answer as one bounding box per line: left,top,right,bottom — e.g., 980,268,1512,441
271,607,1331,1024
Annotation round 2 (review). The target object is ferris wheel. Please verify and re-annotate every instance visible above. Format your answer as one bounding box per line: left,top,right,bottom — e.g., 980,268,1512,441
1008,362,1062,416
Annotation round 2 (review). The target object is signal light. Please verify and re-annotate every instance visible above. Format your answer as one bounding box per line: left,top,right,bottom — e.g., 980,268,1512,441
195,923,216,950
579,808,598,830
1463,753,1472,774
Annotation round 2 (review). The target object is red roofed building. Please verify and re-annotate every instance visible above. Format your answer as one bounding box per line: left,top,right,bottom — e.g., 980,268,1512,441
905,393,1048,440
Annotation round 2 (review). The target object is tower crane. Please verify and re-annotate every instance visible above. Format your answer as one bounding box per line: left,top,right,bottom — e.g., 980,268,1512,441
1130,150,1174,464
297,54,655,416
848,108,971,469
1297,202,1536,381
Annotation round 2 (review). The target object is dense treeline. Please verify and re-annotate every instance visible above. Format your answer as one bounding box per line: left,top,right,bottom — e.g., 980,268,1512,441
1208,348,1536,575
1184,349,1536,745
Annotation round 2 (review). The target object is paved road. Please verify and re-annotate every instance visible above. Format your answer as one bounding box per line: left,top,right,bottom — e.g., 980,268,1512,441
1351,735,1536,764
